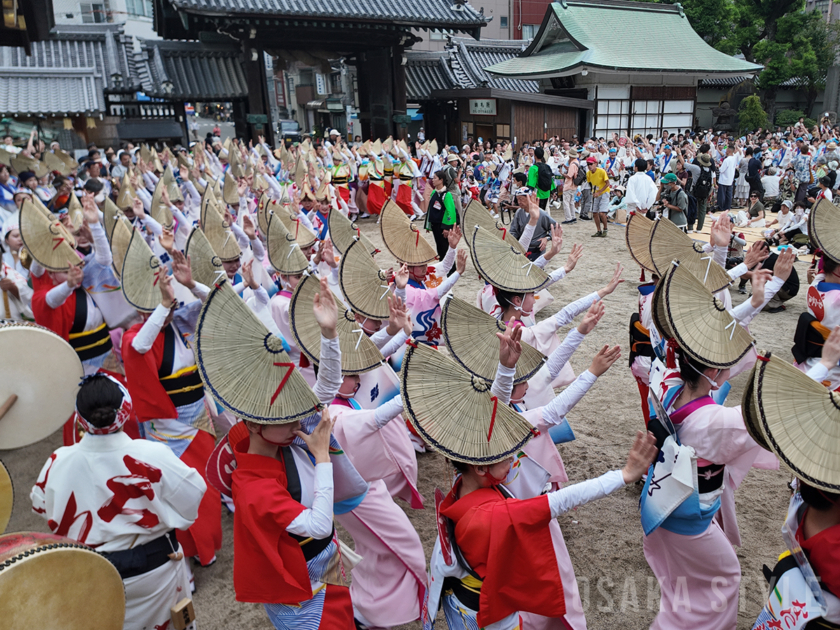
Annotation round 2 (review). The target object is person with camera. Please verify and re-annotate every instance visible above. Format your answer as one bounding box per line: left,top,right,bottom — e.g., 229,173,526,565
659,172,688,231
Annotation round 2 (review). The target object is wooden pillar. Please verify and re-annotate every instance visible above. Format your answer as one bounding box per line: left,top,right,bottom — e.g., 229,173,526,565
392,44,407,140
358,47,393,139
241,46,275,145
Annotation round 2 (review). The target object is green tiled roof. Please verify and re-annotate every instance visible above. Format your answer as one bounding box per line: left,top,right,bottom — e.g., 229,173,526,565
486,0,762,78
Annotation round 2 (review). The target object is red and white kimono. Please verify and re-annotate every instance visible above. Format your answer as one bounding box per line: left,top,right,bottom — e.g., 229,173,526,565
30,431,206,630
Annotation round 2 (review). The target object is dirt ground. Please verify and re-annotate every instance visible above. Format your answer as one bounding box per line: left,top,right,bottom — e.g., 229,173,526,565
2,207,802,629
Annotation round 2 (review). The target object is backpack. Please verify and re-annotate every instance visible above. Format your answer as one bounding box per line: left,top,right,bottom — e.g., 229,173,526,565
693,166,713,199
572,160,587,186
536,162,553,192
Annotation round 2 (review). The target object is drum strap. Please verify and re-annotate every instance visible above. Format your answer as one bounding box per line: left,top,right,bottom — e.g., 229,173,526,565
70,288,88,335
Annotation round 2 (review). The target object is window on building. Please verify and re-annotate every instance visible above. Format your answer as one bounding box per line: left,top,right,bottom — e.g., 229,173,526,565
431,28,453,40
593,86,630,137
496,123,510,139
298,70,314,87
631,99,693,137
125,0,152,17
500,16,508,27
330,72,343,95
80,2,108,23
521,24,539,39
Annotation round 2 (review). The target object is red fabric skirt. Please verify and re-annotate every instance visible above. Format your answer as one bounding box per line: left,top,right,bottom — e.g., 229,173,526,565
319,585,355,629
337,186,350,204
384,179,393,197
176,429,223,565
367,184,387,215
395,184,414,215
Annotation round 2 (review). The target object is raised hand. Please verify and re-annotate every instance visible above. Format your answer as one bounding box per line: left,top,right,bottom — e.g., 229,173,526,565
710,213,732,248
132,196,145,219
312,276,338,339
588,344,621,376
242,213,256,240
621,430,658,484
321,238,338,269
772,247,796,282
447,224,463,249
81,193,100,225
597,263,625,298
749,268,773,308
455,248,468,274
577,300,605,335
170,250,194,289
67,264,84,289
237,178,249,198
295,407,335,464
497,324,523,369
386,294,411,336
564,243,584,273
158,267,176,307
394,263,409,290
743,241,769,270
159,228,175,254
240,258,259,290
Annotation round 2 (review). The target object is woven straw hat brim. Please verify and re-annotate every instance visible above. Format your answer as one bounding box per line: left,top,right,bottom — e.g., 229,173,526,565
120,228,163,313
66,194,84,230
463,199,526,255
109,216,134,279
328,208,380,256
649,218,731,293
741,361,771,451
186,226,225,287
754,353,840,491
101,199,121,243
257,194,272,236
201,195,241,262
150,179,174,230
658,262,753,368
469,225,550,293
44,152,70,176
162,166,183,203
12,154,48,178
625,213,656,272
808,198,840,263
401,341,536,464
275,209,318,249
18,200,78,271
290,273,384,375
380,200,437,264
267,213,310,275
0,460,11,534
195,280,321,424
56,149,78,170
651,277,675,343
116,174,135,210
339,239,393,320
442,296,546,384
0,150,12,167
223,173,239,206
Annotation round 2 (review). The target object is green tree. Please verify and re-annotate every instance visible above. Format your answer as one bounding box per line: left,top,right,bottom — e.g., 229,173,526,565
739,95,769,132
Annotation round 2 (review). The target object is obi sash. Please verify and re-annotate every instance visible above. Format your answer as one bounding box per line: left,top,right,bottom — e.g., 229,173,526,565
67,289,112,361
158,325,204,408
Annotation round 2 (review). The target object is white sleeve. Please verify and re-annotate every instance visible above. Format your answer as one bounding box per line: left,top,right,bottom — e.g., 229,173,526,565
435,270,461,299
727,263,748,280
553,292,600,327
140,214,163,237
712,245,728,269
729,275,784,326
135,186,152,212
534,254,549,269
542,370,597,426
545,328,585,380
230,222,250,249
394,286,406,302
30,260,45,278
373,395,405,430
548,469,626,517
490,363,516,405
285,463,335,539
369,326,392,351
251,236,266,261
518,222,535,250
89,221,112,267
265,175,283,199
806,362,831,383
142,172,159,192
45,281,75,309
191,282,210,302
440,246,457,273
547,266,568,286
184,181,201,207
379,330,408,358
252,285,269,307
297,211,316,232
131,304,169,353
313,335,342,404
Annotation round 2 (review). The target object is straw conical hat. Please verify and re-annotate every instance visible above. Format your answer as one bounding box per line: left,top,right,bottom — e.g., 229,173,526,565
139,145,152,164
401,341,536,464
741,360,770,451
752,352,840,491
162,166,183,203
222,173,239,206
0,149,12,167
194,280,322,424
177,151,191,168
44,152,70,176
290,273,384,375
109,215,134,279
0,460,11,534
257,193,273,237
430,140,439,155
11,154,48,178
294,156,308,188
66,192,84,230
625,213,656,272
379,200,437,265
809,197,840,263
339,238,393,320
213,176,222,200
371,139,382,156
120,228,162,313
150,178,174,230
267,213,310,275
503,145,512,161
201,195,241,262
652,261,753,368
116,174,135,210
18,199,78,271
469,225,549,293
463,199,525,255
254,173,269,192
383,137,394,154
56,149,78,170
649,218,730,293
186,226,225,287
315,177,331,202
328,207,379,256
29,194,52,219
200,182,222,220
275,207,317,249
441,296,546,383
101,198,121,243
150,148,164,173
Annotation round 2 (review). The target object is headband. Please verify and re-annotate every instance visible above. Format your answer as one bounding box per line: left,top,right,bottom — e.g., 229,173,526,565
75,374,133,435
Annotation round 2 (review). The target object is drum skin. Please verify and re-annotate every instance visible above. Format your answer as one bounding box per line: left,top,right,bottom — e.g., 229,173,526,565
0,460,11,534
0,532,125,629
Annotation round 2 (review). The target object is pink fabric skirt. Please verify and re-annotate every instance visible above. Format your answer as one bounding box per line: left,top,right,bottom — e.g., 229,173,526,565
643,520,740,630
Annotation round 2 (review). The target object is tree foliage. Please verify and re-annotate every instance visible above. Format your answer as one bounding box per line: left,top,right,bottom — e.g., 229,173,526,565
739,95,769,132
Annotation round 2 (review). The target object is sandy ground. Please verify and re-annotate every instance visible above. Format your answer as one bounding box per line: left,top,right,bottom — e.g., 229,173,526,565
2,205,803,629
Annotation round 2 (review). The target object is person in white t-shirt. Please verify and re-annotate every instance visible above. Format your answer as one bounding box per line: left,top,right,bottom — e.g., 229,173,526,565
760,166,781,203
717,147,738,212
